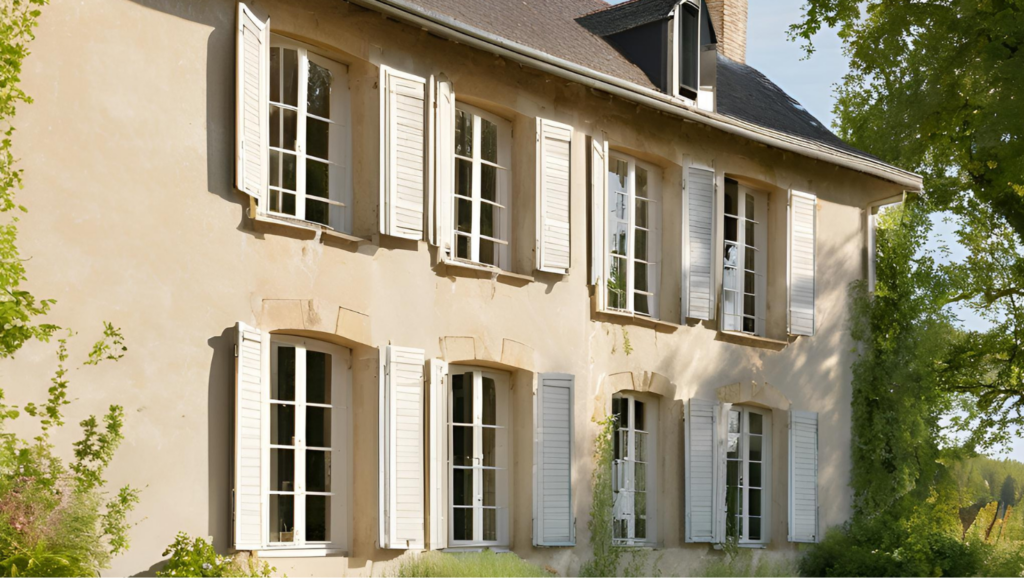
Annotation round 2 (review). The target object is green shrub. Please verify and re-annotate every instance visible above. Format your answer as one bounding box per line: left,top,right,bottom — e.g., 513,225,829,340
391,550,550,578
157,533,273,578
697,545,797,578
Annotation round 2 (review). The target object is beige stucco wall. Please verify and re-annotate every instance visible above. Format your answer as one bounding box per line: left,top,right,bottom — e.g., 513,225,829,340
7,0,904,575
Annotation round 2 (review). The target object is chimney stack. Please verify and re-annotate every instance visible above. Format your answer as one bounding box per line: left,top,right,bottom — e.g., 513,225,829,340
705,0,747,63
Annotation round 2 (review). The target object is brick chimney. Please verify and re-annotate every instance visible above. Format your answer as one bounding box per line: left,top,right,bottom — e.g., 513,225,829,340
705,0,748,63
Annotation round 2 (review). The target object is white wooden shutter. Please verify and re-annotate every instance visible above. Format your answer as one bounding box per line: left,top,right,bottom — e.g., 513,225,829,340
235,3,269,207
684,398,717,542
536,119,573,273
233,321,265,550
380,67,428,240
431,75,455,255
685,167,715,321
378,345,426,549
789,191,817,336
534,373,575,546
590,135,608,305
789,410,819,543
427,358,449,550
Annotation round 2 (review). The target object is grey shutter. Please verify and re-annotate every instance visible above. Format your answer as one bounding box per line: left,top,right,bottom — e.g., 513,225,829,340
685,166,715,321
233,321,264,550
235,3,269,207
381,67,427,240
536,119,573,273
534,373,575,546
378,345,426,549
685,398,718,542
789,410,819,543
789,191,817,336
431,75,455,255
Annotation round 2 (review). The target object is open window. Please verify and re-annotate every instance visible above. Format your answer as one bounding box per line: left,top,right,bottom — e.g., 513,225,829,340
721,178,767,336
725,406,772,545
676,0,700,99
612,393,658,546
605,153,662,318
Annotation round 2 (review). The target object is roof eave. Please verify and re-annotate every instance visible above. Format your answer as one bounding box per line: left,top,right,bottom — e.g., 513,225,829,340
348,0,924,189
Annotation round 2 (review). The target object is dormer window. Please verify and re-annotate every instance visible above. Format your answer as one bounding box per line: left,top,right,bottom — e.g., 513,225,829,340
678,1,700,97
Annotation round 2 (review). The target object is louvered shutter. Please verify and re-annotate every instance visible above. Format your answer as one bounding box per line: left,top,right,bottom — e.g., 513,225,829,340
590,135,608,305
426,358,449,550
789,411,819,543
234,321,265,550
536,119,573,273
789,191,817,336
235,3,269,207
381,67,428,240
685,167,715,321
684,399,717,542
534,373,575,546
431,76,455,255
378,345,426,549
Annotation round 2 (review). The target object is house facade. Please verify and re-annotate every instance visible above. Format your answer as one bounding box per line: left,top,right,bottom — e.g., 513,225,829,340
12,0,920,575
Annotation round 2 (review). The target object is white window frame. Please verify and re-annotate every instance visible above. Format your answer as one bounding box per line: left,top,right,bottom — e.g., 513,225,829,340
452,103,512,270
447,365,511,548
267,36,352,232
612,392,658,547
725,406,772,546
722,180,768,336
867,194,904,292
263,335,351,554
606,153,662,319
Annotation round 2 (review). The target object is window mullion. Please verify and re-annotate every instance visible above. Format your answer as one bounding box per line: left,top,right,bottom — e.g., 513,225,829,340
294,344,308,546
471,117,482,263
626,162,636,313
296,49,309,222
473,372,483,542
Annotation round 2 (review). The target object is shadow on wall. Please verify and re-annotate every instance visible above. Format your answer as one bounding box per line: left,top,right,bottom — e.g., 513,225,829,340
208,326,236,553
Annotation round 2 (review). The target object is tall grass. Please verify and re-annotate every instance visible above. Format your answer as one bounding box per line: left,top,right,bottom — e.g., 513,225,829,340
391,550,552,578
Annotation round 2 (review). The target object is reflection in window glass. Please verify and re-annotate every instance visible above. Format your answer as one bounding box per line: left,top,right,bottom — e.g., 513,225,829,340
607,155,660,317
612,394,656,545
452,106,510,268
725,407,770,543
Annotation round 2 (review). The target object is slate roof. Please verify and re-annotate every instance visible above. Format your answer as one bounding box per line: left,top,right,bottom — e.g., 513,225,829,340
396,0,875,162
714,54,875,159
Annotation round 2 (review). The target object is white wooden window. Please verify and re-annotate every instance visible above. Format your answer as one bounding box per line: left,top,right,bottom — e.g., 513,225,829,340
724,406,771,545
606,154,662,318
267,37,351,231
722,179,767,335
452,104,511,268
612,393,658,546
449,366,510,547
264,335,350,552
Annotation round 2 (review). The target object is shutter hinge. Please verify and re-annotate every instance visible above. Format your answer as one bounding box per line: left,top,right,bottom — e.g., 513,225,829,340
234,344,239,357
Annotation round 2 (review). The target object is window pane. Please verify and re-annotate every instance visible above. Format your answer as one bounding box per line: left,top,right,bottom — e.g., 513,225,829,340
634,262,649,293
307,117,330,160
636,167,648,198
456,234,470,260
745,247,755,270
452,426,473,467
269,189,281,213
306,350,331,404
749,412,763,435
612,397,622,429
635,198,648,229
482,427,496,467
271,449,295,491
272,404,295,446
635,228,648,262
453,507,473,541
727,459,739,487
481,164,497,202
480,238,496,266
749,433,762,462
724,215,737,242
724,243,738,268
455,109,473,157
306,198,329,227
750,488,762,517
453,470,474,507
481,202,496,239
269,494,295,543
742,316,755,334
610,159,628,191
745,194,755,220
482,377,496,425
612,222,629,256
608,257,627,310
636,493,647,539
634,462,646,492
744,294,755,316
749,516,762,541
270,47,298,107
749,461,762,490
635,431,648,463
307,60,332,119
456,198,472,234
725,187,737,216
483,469,496,506
481,118,498,163
723,290,739,319
270,106,297,152
635,400,645,432
452,373,472,423
305,496,330,542
306,406,331,448
456,158,472,198
745,271,756,294
270,47,282,103
618,397,630,429
745,221,755,246
483,509,497,542
729,410,741,433
280,191,297,216
306,450,331,492
270,150,298,192
273,346,296,401
680,4,699,90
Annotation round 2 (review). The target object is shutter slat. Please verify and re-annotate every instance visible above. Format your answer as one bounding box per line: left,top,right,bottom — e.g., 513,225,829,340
537,119,573,273
789,410,819,543
381,68,427,240
380,345,426,549
234,321,264,550
789,191,817,336
235,4,269,206
685,398,718,542
686,167,715,321
534,373,575,546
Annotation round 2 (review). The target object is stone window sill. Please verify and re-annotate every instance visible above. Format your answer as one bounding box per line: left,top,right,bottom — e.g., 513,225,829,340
594,308,682,332
254,547,347,558
252,213,370,245
440,258,535,283
716,331,789,351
